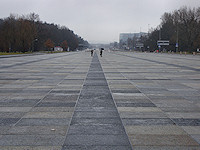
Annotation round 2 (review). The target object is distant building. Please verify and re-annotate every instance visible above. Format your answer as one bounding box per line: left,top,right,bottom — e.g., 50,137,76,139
119,32,148,50
54,46,63,51
119,32,147,43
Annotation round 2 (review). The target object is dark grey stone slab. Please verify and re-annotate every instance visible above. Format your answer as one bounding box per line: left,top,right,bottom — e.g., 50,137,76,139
111,89,141,93
62,145,132,150
0,99,40,107
63,135,131,146
86,78,106,81
50,90,80,94
122,118,175,126
80,89,110,95
16,118,71,126
75,107,117,112
68,124,126,135
87,73,105,77
36,102,76,107
79,93,112,101
82,85,109,91
0,78,20,80
172,118,200,126
0,89,22,93
73,111,119,118
70,116,122,126
84,80,108,86
116,103,156,107
76,101,115,107
64,79,84,80
0,118,20,126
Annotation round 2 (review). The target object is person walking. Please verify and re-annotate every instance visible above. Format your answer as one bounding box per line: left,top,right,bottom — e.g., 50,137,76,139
100,48,104,57
91,49,94,56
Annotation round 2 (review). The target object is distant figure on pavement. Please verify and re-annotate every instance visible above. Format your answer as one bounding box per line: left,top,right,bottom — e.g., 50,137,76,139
91,49,94,56
100,48,104,57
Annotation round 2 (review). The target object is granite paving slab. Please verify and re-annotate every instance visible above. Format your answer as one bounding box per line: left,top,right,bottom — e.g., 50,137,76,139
36,102,76,107
0,134,65,146
172,118,200,126
1,51,200,148
8,125,68,135
62,145,132,150
16,118,71,126
128,134,199,146
62,53,132,149
99,51,200,148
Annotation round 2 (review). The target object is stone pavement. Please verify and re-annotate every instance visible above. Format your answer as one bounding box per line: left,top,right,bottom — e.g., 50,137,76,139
0,51,200,149
100,51,200,150
62,53,132,149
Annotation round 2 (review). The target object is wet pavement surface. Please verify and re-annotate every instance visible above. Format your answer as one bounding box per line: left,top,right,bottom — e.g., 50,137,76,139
0,51,200,149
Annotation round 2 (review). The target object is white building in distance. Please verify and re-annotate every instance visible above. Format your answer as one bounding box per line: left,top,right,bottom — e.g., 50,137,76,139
119,32,147,43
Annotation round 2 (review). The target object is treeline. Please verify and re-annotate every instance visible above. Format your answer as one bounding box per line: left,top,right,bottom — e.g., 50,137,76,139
144,6,200,52
0,13,89,52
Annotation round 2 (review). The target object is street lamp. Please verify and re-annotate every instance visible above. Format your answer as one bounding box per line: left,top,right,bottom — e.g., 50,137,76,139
176,10,180,53
159,29,161,40
32,39,38,52
158,28,161,51
158,18,162,51
176,26,179,53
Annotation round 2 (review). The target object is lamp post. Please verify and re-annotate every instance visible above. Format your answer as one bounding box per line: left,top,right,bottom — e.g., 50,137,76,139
176,26,179,53
32,39,38,52
158,28,161,51
158,18,162,52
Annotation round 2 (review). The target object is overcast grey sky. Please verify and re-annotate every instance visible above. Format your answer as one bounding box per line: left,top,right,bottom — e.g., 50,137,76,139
0,0,200,44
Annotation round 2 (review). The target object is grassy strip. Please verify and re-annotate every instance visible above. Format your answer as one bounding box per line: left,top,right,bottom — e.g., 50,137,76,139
0,51,68,55
0,52,33,55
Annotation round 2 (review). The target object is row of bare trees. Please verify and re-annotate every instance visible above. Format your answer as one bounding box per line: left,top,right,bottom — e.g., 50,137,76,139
0,13,89,53
144,6,200,52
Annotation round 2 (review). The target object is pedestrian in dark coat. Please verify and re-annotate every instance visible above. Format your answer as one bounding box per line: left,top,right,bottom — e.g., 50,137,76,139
91,50,94,56
100,48,104,57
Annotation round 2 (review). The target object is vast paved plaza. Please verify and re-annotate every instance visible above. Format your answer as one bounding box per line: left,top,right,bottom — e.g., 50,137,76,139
0,51,200,149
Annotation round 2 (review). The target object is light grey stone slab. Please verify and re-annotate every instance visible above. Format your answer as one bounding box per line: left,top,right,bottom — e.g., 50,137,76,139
182,126,200,134
16,118,71,126
118,107,162,112
129,134,199,146
132,146,200,150
0,146,62,150
8,126,68,136
23,112,73,118
122,118,175,126
31,107,74,112
0,135,65,146
0,107,32,112
190,135,200,144
125,125,187,135
119,112,168,119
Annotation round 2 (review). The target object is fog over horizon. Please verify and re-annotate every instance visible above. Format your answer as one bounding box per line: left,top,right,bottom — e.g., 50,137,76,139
1,0,200,44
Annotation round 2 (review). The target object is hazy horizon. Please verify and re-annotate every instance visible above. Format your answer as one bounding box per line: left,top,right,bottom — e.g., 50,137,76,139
1,0,200,44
